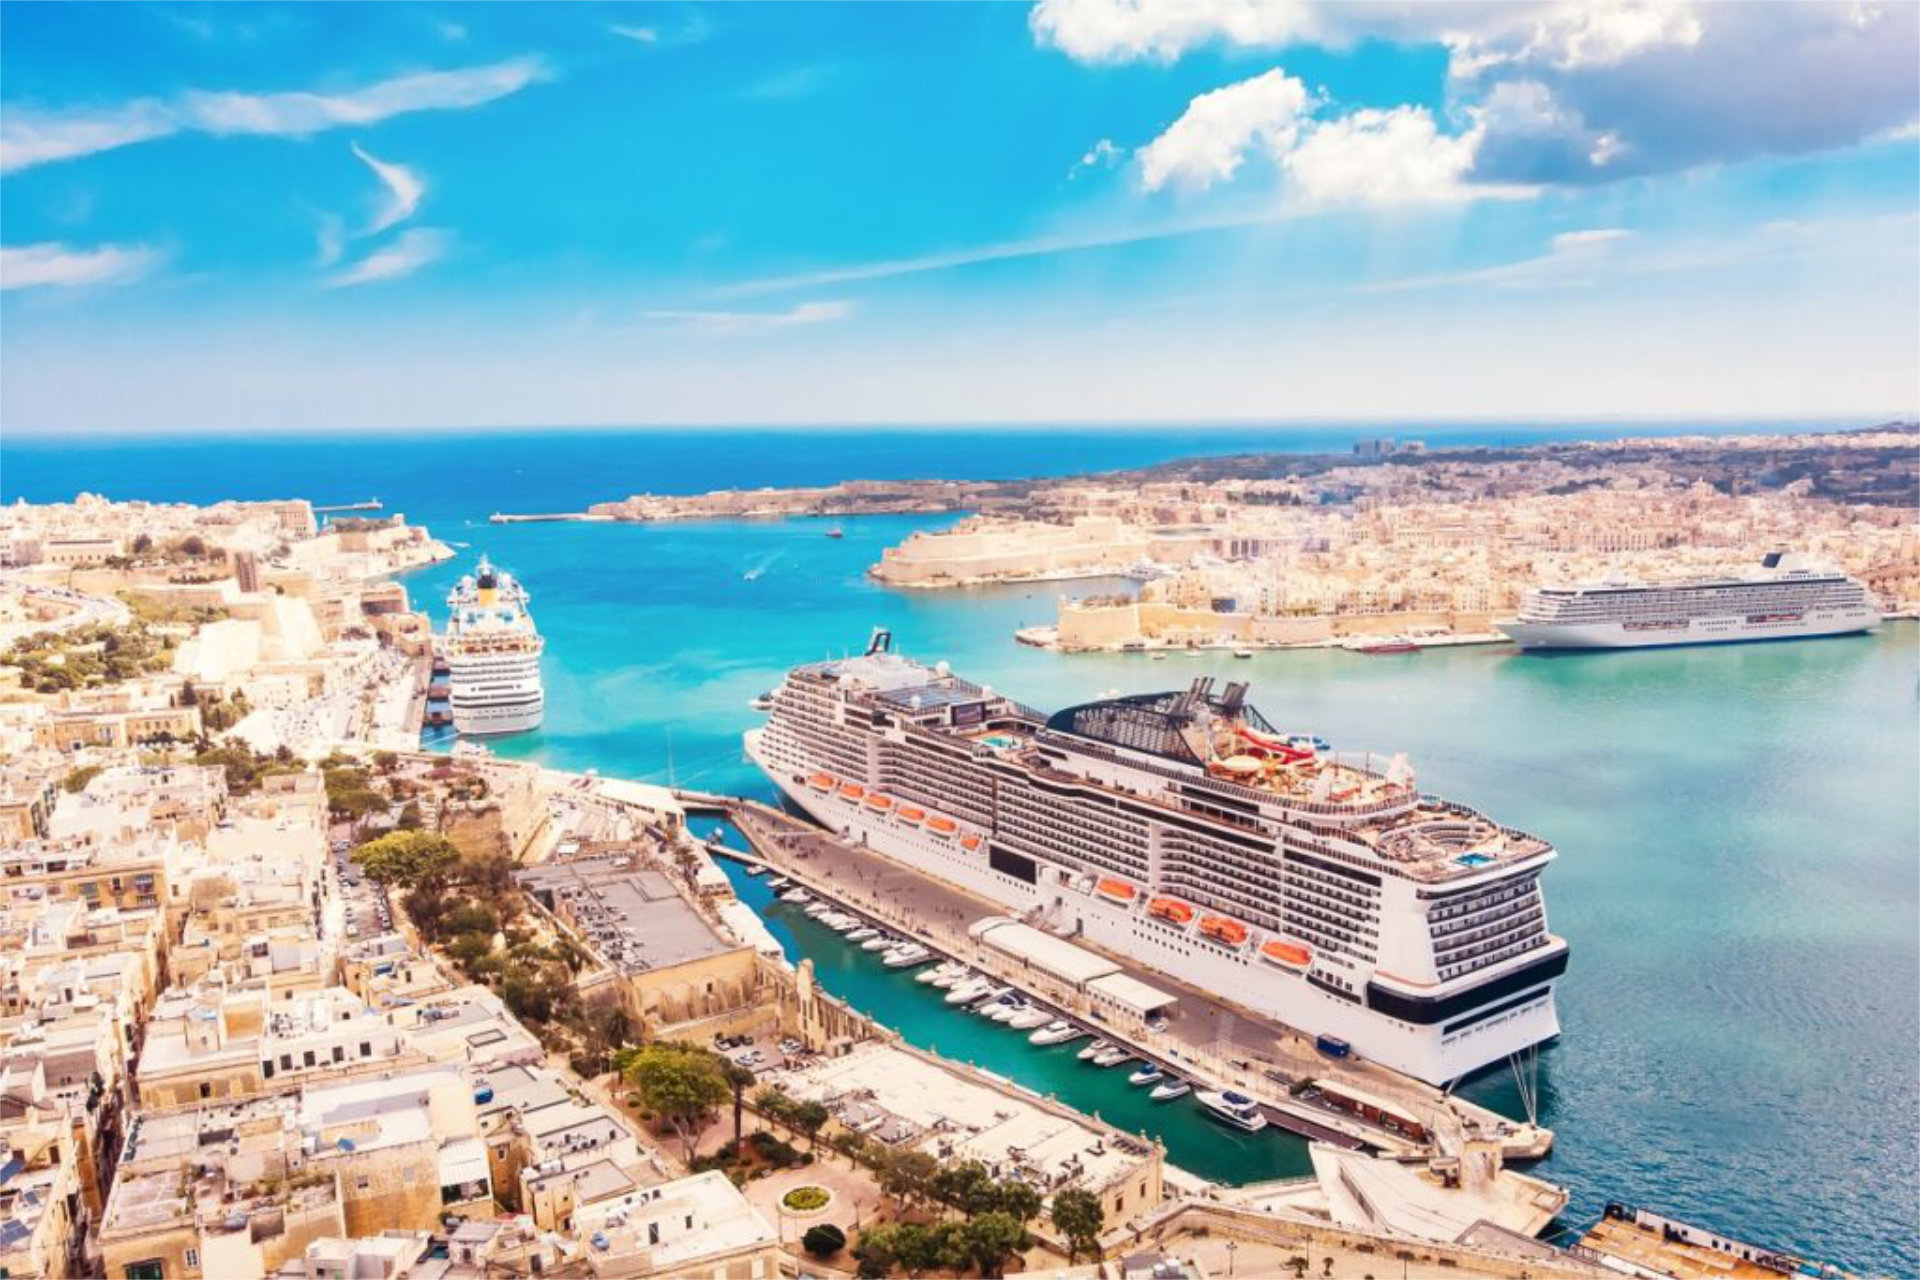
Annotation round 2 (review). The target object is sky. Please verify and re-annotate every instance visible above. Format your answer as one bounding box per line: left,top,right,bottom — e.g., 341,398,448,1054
0,0,1916,434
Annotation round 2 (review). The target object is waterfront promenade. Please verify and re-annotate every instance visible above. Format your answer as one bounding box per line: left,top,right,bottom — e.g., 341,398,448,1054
698,792,1550,1167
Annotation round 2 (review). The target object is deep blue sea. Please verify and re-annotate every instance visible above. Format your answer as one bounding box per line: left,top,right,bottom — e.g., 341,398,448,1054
4,424,1915,1274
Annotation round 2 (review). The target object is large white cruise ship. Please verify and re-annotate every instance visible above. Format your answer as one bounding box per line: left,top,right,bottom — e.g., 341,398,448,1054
746,631,1568,1085
443,557,544,736
1499,551,1879,651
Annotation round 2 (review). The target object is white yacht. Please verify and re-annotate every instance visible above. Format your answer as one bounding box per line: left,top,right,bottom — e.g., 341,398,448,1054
443,557,544,736
1500,551,1879,650
1197,1089,1268,1132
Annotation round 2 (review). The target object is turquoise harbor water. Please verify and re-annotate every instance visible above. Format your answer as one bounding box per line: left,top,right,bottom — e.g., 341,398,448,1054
4,427,1916,1273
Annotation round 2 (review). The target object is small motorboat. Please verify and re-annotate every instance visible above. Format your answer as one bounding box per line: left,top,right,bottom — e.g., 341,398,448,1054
845,927,877,942
986,998,1029,1023
825,525,844,539
945,977,995,1005
804,902,834,919
970,989,1014,1017
1150,1079,1191,1101
1077,1039,1112,1062
1091,1047,1130,1068
882,944,932,968
1232,648,1253,659
1030,1021,1084,1046
1129,1064,1165,1087
767,876,789,889
929,966,971,990
860,934,897,952
919,961,964,986
1006,1005,1052,1030
780,889,811,904
1197,1089,1269,1132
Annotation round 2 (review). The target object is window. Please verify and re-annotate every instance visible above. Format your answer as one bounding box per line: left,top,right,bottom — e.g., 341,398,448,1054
303,1050,316,1067
124,1262,164,1280
262,1060,275,1079
359,1041,372,1057
331,1046,344,1064
183,1250,199,1269
198,1082,211,1099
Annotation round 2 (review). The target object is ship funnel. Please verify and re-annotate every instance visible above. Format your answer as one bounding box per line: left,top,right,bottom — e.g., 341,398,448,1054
866,628,894,656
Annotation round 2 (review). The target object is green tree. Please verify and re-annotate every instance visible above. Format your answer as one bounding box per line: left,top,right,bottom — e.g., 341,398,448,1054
723,1060,756,1157
802,1223,847,1259
131,533,154,555
1050,1188,1105,1264
932,1161,993,1217
853,1225,898,1279
792,1098,830,1151
60,764,104,794
994,1179,1042,1226
875,1148,938,1213
958,1211,1029,1278
626,1043,731,1162
351,831,459,889
395,800,424,830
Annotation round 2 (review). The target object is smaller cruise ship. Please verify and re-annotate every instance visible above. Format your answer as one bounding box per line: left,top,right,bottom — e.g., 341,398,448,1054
443,556,545,736
1499,552,1879,651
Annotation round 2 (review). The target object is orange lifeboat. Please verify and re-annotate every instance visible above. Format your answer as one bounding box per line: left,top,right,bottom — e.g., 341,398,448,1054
1198,915,1250,948
808,772,834,792
928,816,958,837
839,783,866,801
959,833,983,852
897,806,925,825
1096,878,1136,904
1148,896,1194,925
1260,939,1312,969
866,793,894,812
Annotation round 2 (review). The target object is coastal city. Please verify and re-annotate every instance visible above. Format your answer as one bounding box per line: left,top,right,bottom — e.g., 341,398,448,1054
3,1,1917,1276
0,417,1909,1277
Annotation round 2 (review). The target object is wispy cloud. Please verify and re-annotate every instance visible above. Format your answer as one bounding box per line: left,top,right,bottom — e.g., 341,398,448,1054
718,214,1282,297
1068,138,1122,179
744,65,834,100
322,228,448,288
0,241,163,291
609,13,710,47
1353,228,1632,295
315,213,345,268
350,142,426,234
641,299,854,335
0,57,547,174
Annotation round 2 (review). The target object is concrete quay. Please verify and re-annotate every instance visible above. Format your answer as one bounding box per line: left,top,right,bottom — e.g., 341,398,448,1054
701,794,1551,1166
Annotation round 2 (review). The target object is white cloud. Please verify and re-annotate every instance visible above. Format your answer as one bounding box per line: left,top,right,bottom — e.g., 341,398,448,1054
1068,138,1123,179
1031,0,1319,64
1137,69,1310,192
0,241,162,291
0,58,546,174
641,300,855,335
315,213,345,268
1280,106,1482,205
1133,69,1497,205
1030,0,1701,69
1353,226,1633,294
609,23,658,43
350,142,426,234
322,228,448,288
0,102,177,174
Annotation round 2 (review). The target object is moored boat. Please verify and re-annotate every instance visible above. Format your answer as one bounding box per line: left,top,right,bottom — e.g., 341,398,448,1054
1030,1020,1084,1046
1128,1064,1164,1086
1150,1079,1192,1101
1197,1089,1268,1132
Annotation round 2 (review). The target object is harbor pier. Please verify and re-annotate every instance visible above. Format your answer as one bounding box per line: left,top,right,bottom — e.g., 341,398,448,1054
683,789,1552,1167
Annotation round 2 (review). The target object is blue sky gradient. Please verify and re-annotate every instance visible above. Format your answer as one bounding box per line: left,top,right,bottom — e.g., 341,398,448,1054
1,1,1916,432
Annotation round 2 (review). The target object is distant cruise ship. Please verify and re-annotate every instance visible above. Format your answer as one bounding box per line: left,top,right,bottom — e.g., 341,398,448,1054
1499,552,1880,651
443,556,544,736
747,631,1567,1085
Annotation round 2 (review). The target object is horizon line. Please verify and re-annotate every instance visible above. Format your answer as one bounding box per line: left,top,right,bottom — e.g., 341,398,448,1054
2,413,1909,444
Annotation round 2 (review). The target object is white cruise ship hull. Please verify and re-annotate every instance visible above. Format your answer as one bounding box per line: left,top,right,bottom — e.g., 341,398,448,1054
747,730,1562,1085
451,694,544,736
1500,607,1877,651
